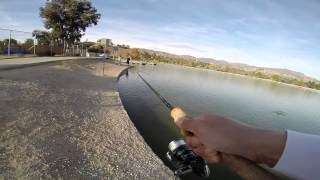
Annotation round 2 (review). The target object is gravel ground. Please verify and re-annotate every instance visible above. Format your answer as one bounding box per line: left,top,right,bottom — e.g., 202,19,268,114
0,59,172,180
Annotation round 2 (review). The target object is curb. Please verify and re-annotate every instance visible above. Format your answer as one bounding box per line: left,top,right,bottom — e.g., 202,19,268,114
0,58,90,71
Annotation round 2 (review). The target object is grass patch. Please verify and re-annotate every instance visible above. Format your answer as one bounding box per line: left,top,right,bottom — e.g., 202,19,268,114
0,54,35,59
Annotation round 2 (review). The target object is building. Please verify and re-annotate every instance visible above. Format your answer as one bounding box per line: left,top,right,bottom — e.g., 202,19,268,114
97,38,112,47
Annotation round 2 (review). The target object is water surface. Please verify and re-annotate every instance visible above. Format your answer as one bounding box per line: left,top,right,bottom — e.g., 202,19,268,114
118,64,320,180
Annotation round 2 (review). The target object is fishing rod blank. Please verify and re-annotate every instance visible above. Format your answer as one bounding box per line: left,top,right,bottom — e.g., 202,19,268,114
137,73,187,120
137,72,210,178
137,73,174,110
136,71,278,180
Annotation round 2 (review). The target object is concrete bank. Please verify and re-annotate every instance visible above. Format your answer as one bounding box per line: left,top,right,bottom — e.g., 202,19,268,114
0,56,89,71
0,59,172,179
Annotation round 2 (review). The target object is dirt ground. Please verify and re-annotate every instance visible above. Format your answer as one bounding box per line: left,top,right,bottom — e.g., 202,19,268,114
0,59,172,179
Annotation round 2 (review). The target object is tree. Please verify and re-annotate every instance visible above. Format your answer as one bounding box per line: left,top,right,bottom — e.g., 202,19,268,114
292,79,305,86
2,39,18,46
88,44,104,53
39,0,100,46
130,48,140,59
23,39,34,47
32,30,54,45
80,41,96,48
271,74,281,82
117,44,130,49
141,52,151,60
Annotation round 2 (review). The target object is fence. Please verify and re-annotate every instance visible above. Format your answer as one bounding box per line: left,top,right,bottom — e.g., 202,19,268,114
0,28,36,56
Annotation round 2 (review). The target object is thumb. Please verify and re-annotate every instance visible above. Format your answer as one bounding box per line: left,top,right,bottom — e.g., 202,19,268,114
175,117,196,133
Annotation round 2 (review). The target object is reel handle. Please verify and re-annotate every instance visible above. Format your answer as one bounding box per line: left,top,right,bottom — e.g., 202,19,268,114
170,107,277,180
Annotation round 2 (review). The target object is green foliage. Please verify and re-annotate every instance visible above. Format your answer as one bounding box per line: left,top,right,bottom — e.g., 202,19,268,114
130,48,140,59
141,51,151,60
32,30,55,45
80,41,96,48
39,0,101,45
1,38,18,45
253,71,269,79
271,74,281,81
116,44,130,49
292,79,305,87
87,44,104,53
305,81,320,89
23,39,34,47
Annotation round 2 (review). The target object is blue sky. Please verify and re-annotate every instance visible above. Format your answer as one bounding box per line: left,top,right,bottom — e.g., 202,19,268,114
0,0,319,79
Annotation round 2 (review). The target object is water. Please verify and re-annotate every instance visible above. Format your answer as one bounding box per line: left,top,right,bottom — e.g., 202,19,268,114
118,64,320,180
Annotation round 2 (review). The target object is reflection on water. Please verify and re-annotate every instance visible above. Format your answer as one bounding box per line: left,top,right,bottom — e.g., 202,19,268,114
118,64,320,180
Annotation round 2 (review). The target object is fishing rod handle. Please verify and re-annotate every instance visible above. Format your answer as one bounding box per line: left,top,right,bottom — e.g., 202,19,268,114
170,107,278,180
171,107,187,122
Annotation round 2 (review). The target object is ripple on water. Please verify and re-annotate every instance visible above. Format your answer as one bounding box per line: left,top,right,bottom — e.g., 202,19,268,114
272,110,288,116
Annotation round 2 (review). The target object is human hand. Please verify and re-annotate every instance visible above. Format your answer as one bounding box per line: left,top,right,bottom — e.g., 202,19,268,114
175,113,286,167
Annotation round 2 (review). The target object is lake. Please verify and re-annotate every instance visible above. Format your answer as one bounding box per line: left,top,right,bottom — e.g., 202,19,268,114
118,64,320,180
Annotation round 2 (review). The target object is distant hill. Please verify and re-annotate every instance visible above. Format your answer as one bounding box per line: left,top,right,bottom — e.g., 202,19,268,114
138,48,318,82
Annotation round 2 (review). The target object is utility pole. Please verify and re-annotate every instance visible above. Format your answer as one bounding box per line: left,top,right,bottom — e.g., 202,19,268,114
104,44,106,59
8,30,12,56
33,38,36,55
50,40,53,56
63,38,65,56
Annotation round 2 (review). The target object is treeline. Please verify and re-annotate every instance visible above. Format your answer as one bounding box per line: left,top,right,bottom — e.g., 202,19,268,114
0,38,35,54
114,48,320,91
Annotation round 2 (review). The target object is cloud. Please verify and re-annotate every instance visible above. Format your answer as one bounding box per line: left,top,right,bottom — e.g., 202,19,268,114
167,43,206,53
162,23,209,34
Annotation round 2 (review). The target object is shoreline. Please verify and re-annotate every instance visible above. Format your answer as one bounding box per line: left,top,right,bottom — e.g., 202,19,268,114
155,62,320,94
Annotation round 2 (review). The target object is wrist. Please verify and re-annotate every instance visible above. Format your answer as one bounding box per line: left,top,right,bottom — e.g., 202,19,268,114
248,129,287,167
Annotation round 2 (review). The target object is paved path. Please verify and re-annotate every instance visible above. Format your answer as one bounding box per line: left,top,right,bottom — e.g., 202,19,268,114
0,59,172,179
0,56,89,70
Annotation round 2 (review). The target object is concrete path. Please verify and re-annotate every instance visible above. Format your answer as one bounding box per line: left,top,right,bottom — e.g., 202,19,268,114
0,56,89,70
0,59,172,179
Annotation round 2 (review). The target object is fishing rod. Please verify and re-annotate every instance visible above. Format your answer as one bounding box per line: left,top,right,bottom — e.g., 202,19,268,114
137,72,209,179
137,72,278,180
137,73,187,122
137,73,174,110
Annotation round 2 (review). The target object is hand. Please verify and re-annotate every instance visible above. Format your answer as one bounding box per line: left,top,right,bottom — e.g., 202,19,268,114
175,113,287,167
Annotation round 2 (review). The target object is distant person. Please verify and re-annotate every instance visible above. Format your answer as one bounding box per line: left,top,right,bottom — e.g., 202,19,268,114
175,114,320,180
126,57,131,64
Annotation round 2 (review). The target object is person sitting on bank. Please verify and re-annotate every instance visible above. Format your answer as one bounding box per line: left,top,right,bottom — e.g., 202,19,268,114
174,113,319,180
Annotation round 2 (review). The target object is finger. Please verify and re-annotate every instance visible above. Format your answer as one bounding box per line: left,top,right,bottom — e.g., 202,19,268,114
204,148,221,163
193,146,205,157
175,117,196,133
186,136,202,148
192,145,220,164
181,129,194,136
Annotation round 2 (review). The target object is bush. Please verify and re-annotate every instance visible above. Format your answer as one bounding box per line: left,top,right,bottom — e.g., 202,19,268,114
35,45,63,56
88,44,104,53
36,50,55,56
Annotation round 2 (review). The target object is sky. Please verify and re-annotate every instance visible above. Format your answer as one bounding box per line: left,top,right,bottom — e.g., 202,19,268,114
0,0,319,79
